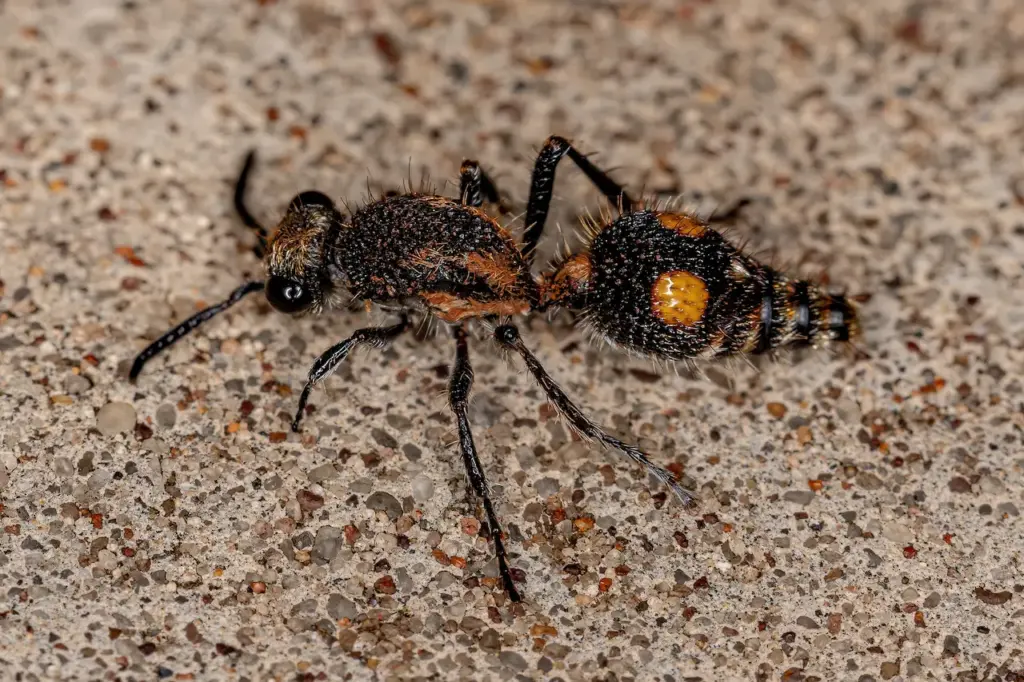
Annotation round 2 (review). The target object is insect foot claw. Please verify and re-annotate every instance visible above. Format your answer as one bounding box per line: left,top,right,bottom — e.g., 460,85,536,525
671,484,700,509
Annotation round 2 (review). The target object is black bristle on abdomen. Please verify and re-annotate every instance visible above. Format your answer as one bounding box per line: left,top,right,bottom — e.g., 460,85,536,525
755,268,775,354
792,281,812,345
546,210,861,361
762,273,859,352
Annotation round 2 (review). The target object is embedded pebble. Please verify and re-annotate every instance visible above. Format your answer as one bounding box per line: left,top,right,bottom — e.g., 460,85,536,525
410,475,434,503
997,502,1019,516
499,651,528,671
224,379,245,394
479,628,501,652
155,404,177,428
297,489,324,513
327,593,357,620
978,475,1004,494
64,373,92,394
835,398,861,424
973,586,1012,605
96,402,136,436
948,477,972,493
856,473,884,490
535,477,560,497
881,523,913,545
88,470,113,490
312,526,343,564
796,616,819,629
77,452,94,475
943,635,959,657
307,463,339,483
53,457,74,477
544,643,570,659
460,616,486,632
366,491,403,519
783,490,814,505
515,445,538,469
370,428,398,449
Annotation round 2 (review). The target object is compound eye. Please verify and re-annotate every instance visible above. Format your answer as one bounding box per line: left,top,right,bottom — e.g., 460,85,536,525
288,191,335,212
266,276,313,314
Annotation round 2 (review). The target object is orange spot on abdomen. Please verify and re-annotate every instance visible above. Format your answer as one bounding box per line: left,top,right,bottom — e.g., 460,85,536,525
657,212,707,238
651,271,709,327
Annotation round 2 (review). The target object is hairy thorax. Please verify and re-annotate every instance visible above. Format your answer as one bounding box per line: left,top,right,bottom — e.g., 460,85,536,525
331,195,537,321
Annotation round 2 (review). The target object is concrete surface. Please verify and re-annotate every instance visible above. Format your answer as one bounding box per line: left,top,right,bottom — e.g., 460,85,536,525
1,0,1023,680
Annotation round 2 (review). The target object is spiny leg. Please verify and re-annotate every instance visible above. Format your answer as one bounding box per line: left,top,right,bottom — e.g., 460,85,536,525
291,316,410,432
708,196,754,224
449,324,522,602
522,135,634,264
129,280,265,381
458,160,500,208
234,150,269,258
494,324,698,507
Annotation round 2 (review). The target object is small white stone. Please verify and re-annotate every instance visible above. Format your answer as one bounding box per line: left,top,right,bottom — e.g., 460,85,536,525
882,522,913,545
411,474,434,503
979,475,1005,494
96,402,136,436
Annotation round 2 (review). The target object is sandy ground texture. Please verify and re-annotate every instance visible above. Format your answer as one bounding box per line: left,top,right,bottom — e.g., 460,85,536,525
2,0,1023,680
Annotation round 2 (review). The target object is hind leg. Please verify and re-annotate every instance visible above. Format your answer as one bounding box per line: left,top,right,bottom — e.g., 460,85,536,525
494,323,698,507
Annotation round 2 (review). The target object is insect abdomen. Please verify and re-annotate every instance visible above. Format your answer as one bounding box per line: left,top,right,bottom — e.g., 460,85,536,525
542,211,858,359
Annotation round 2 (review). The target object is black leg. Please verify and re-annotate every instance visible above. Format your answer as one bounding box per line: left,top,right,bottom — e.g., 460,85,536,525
291,316,409,432
129,281,265,381
459,160,500,208
522,135,634,263
708,196,754,223
449,324,522,602
494,324,698,507
234,150,269,258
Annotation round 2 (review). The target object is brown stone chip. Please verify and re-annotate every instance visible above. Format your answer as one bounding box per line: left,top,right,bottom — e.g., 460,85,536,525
973,586,1012,605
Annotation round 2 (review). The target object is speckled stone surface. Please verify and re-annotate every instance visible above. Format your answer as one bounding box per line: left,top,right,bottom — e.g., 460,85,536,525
2,0,1023,680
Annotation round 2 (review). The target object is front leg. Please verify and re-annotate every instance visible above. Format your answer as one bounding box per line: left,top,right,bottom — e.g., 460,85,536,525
291,316,409,432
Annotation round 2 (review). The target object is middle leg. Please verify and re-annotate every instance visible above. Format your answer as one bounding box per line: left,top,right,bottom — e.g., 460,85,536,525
522,136,758,266
458,160,500,208
448,324,522,602
522,135,635,264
